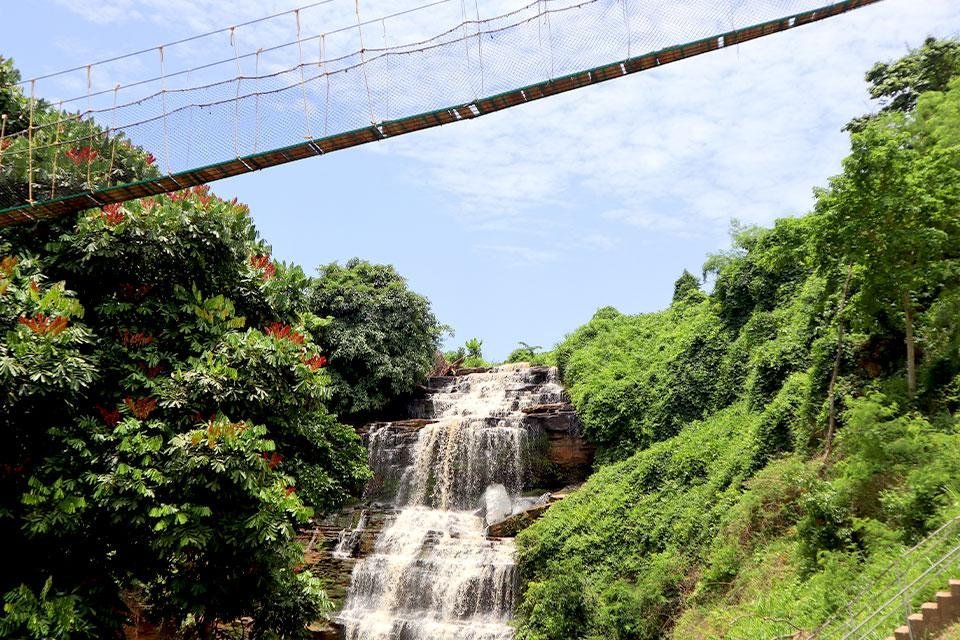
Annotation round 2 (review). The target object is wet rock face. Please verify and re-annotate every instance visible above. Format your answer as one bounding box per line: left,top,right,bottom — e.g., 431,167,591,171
362,368,593,506
306,364,593,640
522,403,595,481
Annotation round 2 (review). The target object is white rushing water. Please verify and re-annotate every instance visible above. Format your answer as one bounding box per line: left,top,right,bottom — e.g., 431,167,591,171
338,364,566,640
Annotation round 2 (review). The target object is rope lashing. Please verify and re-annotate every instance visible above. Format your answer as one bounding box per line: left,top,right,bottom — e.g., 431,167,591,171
295,9,313,139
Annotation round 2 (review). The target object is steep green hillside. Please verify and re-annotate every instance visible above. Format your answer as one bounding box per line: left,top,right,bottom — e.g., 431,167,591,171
515,39,960,640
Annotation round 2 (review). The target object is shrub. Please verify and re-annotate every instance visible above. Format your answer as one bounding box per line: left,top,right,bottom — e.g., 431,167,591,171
308,259,443,419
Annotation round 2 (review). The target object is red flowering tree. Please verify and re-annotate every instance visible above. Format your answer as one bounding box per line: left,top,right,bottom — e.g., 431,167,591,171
0,187,368,639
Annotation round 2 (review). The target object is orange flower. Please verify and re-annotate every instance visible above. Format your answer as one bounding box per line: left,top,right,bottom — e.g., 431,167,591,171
264,322,304,344
65,146,98,165
249,254,276,280
0,256,18,276
136,361,164,378
120,330,155,348
117,282,153,301
261,452,283,470
96,403,122,427
123,396,157,420
19,314,69,336
101,203,124,225
302,354,327,370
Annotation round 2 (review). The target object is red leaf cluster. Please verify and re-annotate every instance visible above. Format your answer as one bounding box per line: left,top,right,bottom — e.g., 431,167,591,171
167,185,212,207
144,152,156,165
249,254,276,280
101,203,124,225
1,463,26,477
198,420,248,446
124,396,157,420
136,361,164,378
0,256,18,276
191,185,212,207
261,452,283,470
191,410,218,425
284,487,296,496
65,146,98,165
117,282,153,301
19,314,69,336
121,330,155,348
264,322,304,345
0,139,11,151
96,403,122,427
302,354,327,370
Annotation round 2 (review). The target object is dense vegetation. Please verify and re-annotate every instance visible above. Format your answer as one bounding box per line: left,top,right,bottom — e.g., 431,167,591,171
515,38,960,639
0,57,441,639
308,258,443,421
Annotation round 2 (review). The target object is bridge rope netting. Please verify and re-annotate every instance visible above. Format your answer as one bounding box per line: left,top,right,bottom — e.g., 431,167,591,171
0,0,882,225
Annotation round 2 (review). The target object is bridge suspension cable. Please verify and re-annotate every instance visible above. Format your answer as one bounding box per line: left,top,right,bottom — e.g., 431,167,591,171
0,0,884,225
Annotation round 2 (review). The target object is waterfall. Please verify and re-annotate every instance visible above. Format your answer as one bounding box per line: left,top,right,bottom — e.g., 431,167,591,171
337,364,566,640
332,509,368,560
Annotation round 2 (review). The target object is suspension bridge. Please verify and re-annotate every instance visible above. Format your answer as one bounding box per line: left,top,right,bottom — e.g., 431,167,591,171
0,0,883,226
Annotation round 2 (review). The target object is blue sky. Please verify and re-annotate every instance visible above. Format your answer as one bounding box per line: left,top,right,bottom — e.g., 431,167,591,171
4,0,960,360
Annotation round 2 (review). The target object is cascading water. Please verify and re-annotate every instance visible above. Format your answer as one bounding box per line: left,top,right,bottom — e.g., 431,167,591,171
337,364,567,640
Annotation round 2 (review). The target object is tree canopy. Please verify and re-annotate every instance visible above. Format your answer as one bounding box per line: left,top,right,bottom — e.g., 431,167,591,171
308,258,443,420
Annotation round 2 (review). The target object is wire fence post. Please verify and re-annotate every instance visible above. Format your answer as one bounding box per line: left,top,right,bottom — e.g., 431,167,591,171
295,9,313,140
355,0,378,126
159,46,170,176
27,80,35,204
0,114,7,172
50,101,63,197
231,26,242,159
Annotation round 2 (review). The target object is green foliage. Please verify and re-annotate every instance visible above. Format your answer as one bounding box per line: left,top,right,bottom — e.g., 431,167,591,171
847,37,960,131
555,216,823,461
816,79,960,394
506,341,553,366
0,579,93,640
671,269,703,304
443,337,492,368
515,405,761,640
308,258,443,419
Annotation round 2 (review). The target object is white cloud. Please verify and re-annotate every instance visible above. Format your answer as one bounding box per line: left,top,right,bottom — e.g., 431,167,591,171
376,0,960,239
580,233,618,251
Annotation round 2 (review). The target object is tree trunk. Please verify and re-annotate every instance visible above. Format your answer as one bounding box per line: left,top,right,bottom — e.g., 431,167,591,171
903,290,917,396
824,266,854,459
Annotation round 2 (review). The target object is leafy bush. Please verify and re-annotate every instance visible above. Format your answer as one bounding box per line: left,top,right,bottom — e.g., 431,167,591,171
308,258,443,420
554,297,729,460
515,405,760,640
506,341,554,366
